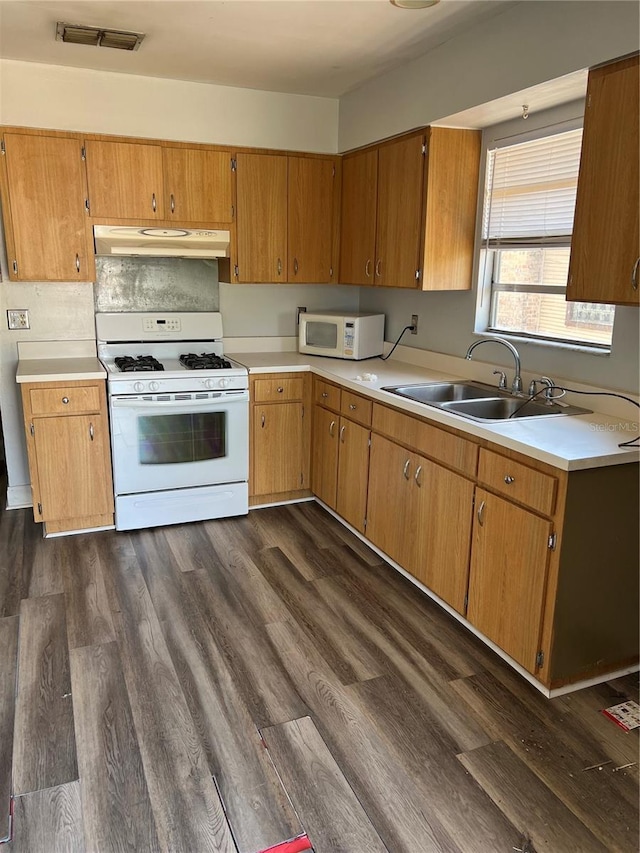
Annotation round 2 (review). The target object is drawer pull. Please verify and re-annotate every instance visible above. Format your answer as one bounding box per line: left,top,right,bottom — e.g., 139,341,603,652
329,420,336,437
477,499,486,526
152,193,157,212
321,392,328,399
261,414,265,428
75,254,80,273
365,259,371,278
340,425,346,443
349,403,357,410
62,396,70,405
89,423,94,441
414,465,422,487
403,459,411,480
277,258,282,276
504,475,515,484
170,193,175,213
277,387,284,393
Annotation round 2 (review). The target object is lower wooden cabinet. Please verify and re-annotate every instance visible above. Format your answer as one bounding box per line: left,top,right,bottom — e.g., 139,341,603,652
250,373,310,503
20,380,114,534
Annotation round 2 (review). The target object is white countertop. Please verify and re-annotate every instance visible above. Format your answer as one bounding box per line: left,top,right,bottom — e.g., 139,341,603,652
16,356,107,383
228,351,640,472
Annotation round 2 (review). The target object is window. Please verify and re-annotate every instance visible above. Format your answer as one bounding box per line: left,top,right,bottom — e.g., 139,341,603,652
480,127,614,347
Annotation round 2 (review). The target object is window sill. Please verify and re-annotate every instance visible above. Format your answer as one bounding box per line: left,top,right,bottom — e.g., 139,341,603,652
477,329,611,356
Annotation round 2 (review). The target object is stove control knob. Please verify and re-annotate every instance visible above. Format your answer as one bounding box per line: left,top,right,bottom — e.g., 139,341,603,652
134,381,144,393
204,378,215,390
149,381,160,392
218,377,230,389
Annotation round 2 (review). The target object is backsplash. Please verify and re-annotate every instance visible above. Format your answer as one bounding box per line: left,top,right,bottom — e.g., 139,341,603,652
94,257,220,313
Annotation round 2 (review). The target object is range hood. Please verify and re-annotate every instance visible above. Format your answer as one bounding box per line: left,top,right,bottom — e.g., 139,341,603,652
93,226,230,258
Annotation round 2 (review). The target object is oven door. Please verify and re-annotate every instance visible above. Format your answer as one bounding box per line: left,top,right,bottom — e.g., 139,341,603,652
109,391,248,496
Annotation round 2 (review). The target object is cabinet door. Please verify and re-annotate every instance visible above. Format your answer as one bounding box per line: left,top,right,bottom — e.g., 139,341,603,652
567,56,639,306
339,148,378,285
467,489,552,673
1,133,91,281
312,406,339,509
336,418,370,534
412,459,474,615
33,414,113,522
375,133,425,288
253,402,303,495
85,139,164,220
236,152,287,282
288,156,335,283
366,433,419,569
163,147,233,223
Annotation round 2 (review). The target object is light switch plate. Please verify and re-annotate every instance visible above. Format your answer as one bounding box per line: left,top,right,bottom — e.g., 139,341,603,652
7,309,30,330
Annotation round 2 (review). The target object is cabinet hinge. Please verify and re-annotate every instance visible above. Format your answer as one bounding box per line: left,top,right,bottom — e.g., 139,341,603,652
30,422,35,436
329,266,333,277
587,93,591,109
415,269,421,281
0,140,5,155
422,142,427,155
567,273,573,287
234,264,239,277
301,405,305,418
536,650,544,669
12,259,18,275
231,158,237,171
85,198,90,215
81,145,86,161
332,164,336,177
368,437,371,447
300,472,304,486
548,532,557,551
231,204,235,219
363,517,367,530
464,593,469,611
37,502,42,516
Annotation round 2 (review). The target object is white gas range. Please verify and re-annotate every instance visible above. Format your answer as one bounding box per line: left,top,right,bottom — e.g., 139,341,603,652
96,312,249,531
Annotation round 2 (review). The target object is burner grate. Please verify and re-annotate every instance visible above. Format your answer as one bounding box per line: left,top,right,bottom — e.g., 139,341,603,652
115,355,165,372
179,352,232,370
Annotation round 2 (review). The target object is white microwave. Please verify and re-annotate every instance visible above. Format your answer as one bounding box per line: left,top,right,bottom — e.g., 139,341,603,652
299,311,385,360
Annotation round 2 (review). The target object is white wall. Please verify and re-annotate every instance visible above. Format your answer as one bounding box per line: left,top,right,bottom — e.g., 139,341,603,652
346,1,640,395
0,60,339,152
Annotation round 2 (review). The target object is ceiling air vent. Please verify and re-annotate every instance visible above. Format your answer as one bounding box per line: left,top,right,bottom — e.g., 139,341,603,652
55,22,145,51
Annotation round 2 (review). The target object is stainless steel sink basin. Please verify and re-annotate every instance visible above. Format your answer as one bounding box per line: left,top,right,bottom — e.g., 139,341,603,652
382,380,591,422
383,381,498,404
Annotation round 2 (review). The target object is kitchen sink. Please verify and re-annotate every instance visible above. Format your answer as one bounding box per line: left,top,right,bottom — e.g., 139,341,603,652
383,381,500,404
382,381,591,422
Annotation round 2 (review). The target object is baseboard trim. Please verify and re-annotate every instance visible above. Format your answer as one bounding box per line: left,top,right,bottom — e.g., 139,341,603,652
6,484,31,510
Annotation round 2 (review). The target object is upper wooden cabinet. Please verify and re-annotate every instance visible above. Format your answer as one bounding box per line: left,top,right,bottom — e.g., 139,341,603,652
85,139,234,224
235,151,338,283
0,132,93,282
567,54,640,306
339,127,480,290
85,139,165,220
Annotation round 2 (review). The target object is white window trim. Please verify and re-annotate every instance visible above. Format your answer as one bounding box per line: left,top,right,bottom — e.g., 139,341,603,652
473,101,612,354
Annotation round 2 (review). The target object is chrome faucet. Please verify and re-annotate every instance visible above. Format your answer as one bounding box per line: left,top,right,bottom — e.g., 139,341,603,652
465,337,523,395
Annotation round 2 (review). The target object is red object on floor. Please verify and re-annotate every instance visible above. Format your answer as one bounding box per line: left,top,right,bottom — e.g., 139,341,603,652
257,834,313,853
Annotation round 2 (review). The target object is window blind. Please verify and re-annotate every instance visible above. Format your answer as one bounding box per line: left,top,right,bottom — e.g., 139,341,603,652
483,128,583,248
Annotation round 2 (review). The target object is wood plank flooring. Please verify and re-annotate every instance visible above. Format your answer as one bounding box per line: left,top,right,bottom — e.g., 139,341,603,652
0,481,638,852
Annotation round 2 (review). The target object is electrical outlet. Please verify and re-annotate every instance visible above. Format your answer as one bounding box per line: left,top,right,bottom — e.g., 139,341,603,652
411,314,418,335
297,306,307,324
7,309,30,330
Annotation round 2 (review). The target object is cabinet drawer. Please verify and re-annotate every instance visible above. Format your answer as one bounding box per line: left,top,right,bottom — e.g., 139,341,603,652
253,376,304,402
314,379,341,410
340,391,372,427
372,403,477,477
478,449,557,516
29,385,101,416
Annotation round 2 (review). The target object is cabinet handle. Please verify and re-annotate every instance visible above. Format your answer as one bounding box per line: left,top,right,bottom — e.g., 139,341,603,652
477,499,486,526
293,258,299,275
632,257,640,291
276,386,284,393
321,392,328,399
329,420,336,437
414,465,422,487
277,258,282,276
75,254,80,273
61,396,69,405
365,259,371,278
261,414,265,428
170,193,175,214
152,193,157,212
349,403,357,410
375,259,382,278
340,424,346,443
89,423,94,441
403,459,411,480
504,475,515,484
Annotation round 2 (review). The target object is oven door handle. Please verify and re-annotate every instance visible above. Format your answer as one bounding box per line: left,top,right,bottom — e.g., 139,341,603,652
111,393,249,408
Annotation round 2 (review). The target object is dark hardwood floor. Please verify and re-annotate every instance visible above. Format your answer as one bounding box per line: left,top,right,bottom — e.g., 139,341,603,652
0,485,638,852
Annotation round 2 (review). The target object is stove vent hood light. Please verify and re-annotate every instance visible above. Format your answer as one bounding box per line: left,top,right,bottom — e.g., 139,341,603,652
55,22,145,51
93,226,231,258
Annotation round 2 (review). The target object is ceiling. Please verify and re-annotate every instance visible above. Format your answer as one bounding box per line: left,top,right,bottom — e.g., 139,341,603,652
0,0,516,98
